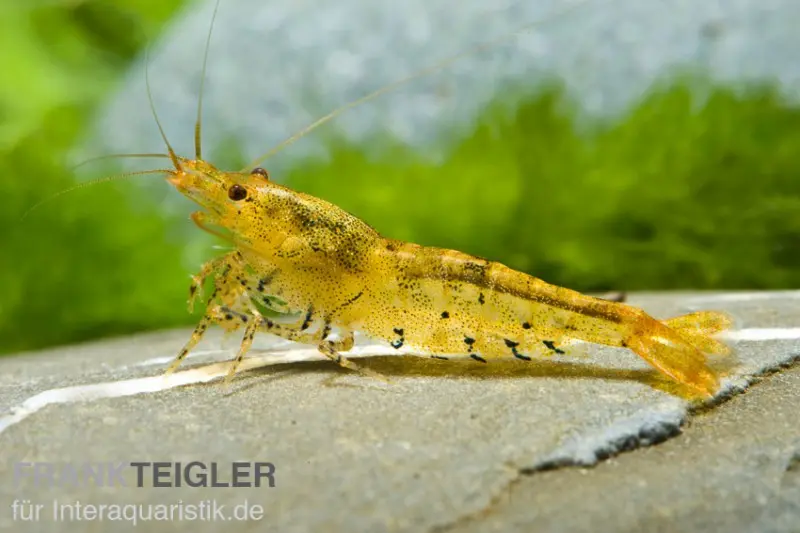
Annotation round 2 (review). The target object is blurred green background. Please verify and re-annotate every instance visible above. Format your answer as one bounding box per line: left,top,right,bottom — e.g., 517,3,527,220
2,1,799,356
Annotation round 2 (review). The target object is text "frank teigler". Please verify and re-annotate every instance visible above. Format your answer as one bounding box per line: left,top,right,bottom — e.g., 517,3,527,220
13,461,276,488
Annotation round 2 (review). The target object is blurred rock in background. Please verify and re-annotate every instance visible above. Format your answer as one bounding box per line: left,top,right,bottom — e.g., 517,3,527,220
90,0,800,179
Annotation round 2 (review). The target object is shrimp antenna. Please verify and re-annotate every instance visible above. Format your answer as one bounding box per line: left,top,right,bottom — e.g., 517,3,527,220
145,45,182,171
242,0,597,171
71,153,171,171
20,169,172,221
195,0,222,160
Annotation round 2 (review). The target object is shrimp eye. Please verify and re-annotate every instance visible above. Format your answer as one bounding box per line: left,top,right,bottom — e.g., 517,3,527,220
228,184,248,201
251,167,269,179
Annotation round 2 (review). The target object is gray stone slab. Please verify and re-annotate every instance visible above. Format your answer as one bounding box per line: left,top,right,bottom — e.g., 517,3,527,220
0,292,798,532
448,365,800,533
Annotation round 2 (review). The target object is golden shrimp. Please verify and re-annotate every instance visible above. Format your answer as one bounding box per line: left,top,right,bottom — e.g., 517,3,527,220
162,155,732,397
131,0,734,398
36,0,730,397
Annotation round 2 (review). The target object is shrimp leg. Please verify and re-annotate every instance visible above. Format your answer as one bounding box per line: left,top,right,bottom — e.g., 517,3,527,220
167,252,253,374
207,306,390,384
187,251,242,312
318,337,391,384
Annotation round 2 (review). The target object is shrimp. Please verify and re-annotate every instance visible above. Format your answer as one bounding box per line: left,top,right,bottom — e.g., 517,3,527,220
162,156,732,396
55,0,734,397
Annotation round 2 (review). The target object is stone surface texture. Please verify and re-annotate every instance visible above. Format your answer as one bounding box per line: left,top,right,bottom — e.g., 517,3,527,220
0,291,798,532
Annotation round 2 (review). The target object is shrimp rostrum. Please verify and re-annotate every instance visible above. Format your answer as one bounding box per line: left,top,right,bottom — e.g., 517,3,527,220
163,157,732,397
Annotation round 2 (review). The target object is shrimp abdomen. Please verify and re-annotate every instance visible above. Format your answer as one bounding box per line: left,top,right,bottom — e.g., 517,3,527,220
359,242,733,394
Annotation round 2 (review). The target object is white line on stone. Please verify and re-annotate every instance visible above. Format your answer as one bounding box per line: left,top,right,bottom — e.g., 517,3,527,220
720,328,800,342
1,327,797,436
0,343,396,436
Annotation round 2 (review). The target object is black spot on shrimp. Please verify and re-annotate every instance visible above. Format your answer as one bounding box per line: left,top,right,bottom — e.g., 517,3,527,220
301,307,314,331
543,340,566,354
391,327,405,349
504,338,530,360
